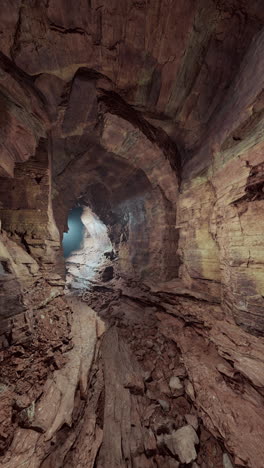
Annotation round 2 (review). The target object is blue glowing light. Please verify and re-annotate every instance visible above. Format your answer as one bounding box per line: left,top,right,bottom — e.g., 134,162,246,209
62,207,85,258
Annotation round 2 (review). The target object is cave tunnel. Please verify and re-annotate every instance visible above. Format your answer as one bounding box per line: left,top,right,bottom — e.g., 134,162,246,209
0,1,264,467
63,206,84,259
64,204,113,291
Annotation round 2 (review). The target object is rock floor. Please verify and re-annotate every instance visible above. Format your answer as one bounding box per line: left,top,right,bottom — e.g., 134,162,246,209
3,275,264,467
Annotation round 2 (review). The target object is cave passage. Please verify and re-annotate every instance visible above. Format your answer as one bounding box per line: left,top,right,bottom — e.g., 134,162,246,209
65,206,113,291
62,206,85,258
1,2,264,466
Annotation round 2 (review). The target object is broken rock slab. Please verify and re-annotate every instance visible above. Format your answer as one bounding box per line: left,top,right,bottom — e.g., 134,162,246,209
163,424,199,464
223,453,234,468
185,414,199,430
169,376,184,396
184,379,195,401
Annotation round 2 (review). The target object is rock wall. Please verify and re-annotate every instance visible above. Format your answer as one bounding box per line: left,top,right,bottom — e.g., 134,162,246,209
178,28,264,335
0,135,64,344
0,1,264,466
0,53,48,177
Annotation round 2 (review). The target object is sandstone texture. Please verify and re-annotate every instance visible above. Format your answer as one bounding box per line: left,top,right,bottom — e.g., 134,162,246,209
0,1,264,467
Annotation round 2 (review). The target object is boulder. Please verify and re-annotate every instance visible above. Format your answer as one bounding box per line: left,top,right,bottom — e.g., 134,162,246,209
163,425,199,464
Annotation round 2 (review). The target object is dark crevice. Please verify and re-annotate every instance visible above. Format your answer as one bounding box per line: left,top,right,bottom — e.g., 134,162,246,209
232,161,264,204
15,232,31,254
48,21,90,36
0,51,48,109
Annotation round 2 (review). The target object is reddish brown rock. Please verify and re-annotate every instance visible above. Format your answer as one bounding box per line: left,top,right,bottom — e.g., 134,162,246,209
0,2,264,467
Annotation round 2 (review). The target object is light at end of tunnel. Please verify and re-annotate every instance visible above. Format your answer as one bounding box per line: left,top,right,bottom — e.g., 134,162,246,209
63,206,84,258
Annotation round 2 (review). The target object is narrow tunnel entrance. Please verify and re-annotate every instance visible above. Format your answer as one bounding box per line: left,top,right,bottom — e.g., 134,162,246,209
63,206,85,259
63,205,113,292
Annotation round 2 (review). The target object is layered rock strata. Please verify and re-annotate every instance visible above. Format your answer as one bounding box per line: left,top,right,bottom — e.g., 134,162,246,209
0,1,264,467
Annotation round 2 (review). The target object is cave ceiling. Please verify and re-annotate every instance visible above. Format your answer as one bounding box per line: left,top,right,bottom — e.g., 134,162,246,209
1,2,264,467
1,0,264,177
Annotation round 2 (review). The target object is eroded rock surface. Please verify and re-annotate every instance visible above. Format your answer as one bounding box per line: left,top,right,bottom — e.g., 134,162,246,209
1,280,230,468
0,1,264,467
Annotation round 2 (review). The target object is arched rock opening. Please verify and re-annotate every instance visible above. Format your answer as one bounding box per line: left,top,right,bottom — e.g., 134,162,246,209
63,206,85,260
0,3,264,467
64,206,113,291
